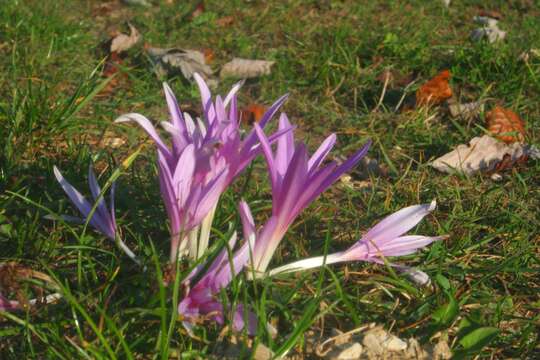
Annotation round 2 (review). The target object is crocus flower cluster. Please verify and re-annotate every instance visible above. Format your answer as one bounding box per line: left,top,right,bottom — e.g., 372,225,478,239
48,73,443,335
116,74,289,262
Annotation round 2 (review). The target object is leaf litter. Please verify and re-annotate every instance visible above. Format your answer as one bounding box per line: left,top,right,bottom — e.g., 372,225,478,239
220,58,275,79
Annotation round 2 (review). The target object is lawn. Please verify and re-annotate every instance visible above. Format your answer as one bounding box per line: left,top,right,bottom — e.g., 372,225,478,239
0,0,539,358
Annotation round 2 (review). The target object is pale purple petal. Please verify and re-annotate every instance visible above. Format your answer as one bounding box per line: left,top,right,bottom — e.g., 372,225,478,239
359,200,437,248
173,144,196,207
254,124,278,189
308,133,337,172
163,82,185,130
53,166,108,234
87,165,109,221
115,113,173,161
376,235,443,257
275,113,295,176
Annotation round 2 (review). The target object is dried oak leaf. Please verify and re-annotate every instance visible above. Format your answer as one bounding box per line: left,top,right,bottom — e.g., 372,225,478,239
486,106,526,144
240,104,267,125
146,46,217,87
416,70,452,107
220,58,275,79
110,23,141,54
431,135,537,175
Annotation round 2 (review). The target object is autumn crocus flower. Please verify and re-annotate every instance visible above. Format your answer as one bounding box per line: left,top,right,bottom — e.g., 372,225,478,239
268,200,444,282
244,116,371,274
116,74,289,262
52,166,139,264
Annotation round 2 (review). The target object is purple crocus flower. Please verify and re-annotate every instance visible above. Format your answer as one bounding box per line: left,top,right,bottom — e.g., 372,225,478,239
246,116,371,273
267,200,444,283
52,166,139,264
178,225,257,334
116,74,290,262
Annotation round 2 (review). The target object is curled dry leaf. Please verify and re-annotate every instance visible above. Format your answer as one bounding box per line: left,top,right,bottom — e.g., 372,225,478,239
110,23,141,54
146,46,217,87
431,135,537,175
416,70,453,107
448,100,484,120
486,106,526,144
220,58,275,79
240,104,267,125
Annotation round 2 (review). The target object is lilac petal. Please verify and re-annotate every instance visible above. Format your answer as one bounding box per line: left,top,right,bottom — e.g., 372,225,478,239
276,113,295,176
193,73,216,123
238,201,255,242
110,181,117,232
205,232,239,278
308,133,337,172
173,144,196,207
193,73,212,112
252,216,279,273
163,82,185,131
243,94,289,150
377,235,444,257
232,304,258,335
160,121,188,155
316,140,371,191
191,169,229,226
228,95,238,128
53,166,107,234
115,113,173,161
87,166,109,221
157,152,180,234
223,80,244,108
215,95,227,127
275,144,308,221
291,161,337,217
360,200,437,247
254,124,278,189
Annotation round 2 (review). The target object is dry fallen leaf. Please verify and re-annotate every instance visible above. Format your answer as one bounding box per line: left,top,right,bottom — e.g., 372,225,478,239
110,23,141,54
486,106,526,144
431,135,537,175
220,58,275,79
448,100,484,120
416,70,453,107
240,104,267,125
145,46,217,87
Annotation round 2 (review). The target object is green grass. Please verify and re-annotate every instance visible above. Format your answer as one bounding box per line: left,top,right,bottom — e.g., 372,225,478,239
1,0,539,358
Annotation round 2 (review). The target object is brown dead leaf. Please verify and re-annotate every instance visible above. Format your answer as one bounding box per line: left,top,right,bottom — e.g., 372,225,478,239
416,70,452,107
220,58,275,79
145,45,217,87
486,106,526,144
216,16,235,27
240,104,267,125
110,23,141,53
431,135,537,175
